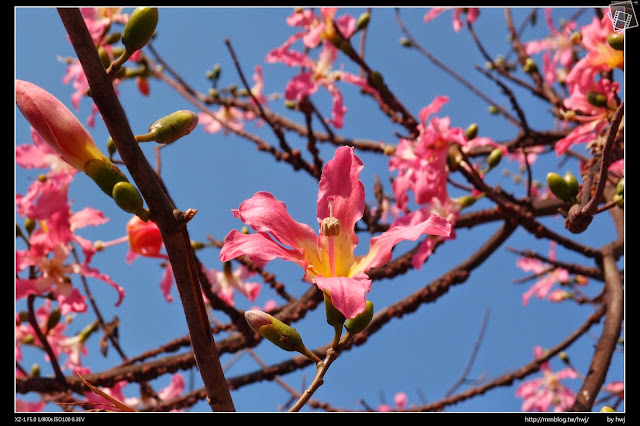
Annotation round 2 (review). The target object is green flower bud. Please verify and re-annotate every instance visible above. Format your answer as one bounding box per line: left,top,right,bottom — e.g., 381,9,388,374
547,172,571,202
121,7,158,53
616,177,624,196
465,123,478,140
558,351,570,364
106,137,116,157
22,334,35,345
24,218,36,235
112,181,147,219
607,32,624,51
601,406,616,412
245,310,306,353
324,292,346,328
345,301,374,334
563,171,579,198
369,71,384,90
97,46,112,69
586,91,607,108
104,31,122,45
613,193,623,208
488,105,499,114
137,110,199,145
46,307,61,332
400,37,413,47
84,158,129,197
31,364,40,378
355,11,370,32
487,148,503,169
523,57,538,73
456,194,477,209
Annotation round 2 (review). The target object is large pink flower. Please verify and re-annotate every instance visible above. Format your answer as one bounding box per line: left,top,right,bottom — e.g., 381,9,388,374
516,346,577,412
220,146,451,318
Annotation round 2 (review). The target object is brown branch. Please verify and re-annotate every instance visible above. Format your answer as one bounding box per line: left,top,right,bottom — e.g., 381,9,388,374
56,8,234,412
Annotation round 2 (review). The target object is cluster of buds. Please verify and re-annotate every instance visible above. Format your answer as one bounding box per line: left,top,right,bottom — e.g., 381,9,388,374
546,171,579,204
108,7,159,76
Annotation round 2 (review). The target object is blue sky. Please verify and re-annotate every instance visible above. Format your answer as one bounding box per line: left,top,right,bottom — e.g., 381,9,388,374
15,7,624,413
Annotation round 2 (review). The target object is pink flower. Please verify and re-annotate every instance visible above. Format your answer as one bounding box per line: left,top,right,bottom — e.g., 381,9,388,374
204,262,262,307
266,9,378,129
424,7,479,32
83,373,185,411
555,66,620,156
524,9,578,85
16,206,123,314
516,346,577,412
377,391,409,411
15,299,93,374
516,242,571,306
220,146,451,318
15,400,46,412
577,14,624,72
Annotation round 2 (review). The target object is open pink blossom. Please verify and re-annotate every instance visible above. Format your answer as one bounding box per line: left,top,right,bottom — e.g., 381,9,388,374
577,14,624,72
516,346,577,412
83,373,184,411
555,66,620,156
516,241,571,306
266,9,378,129
524,9,578,85
220,146,451,319
16,205,123,315
203,262,261,307
424,7,479,32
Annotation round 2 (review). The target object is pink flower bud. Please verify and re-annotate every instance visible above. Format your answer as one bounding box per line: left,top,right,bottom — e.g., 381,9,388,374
16,80,109,171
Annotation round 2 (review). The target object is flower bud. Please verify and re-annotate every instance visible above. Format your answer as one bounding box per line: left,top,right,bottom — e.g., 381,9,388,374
487,148,502,169
616,177,624,196
601,406,615,412
16,80,110,171
488,105,499,114
456,194,477,209
546,172,571,202
558,351,570,364
137,110,199,145
245,310,306,353
46,307,61,332
24,218,36,235
355,11,370,32
523,57,538,73
97,46,112,69
369,71,384,90
607,32,624,51
563,171,579,198
400,37,413,47
586,91,607,108
84,158,129,196
345,300,373,334
106,137,116,157
324,292,345,328
121,7,158,53
465,123,478,140
31,364,40,378
112,181,148,220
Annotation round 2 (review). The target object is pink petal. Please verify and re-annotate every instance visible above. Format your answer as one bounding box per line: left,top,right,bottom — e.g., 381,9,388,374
231,191,319,254
352,214,451,274
315,272,371,319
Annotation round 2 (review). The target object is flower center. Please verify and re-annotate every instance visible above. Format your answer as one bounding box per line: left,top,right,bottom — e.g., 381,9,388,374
320,196,341,277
